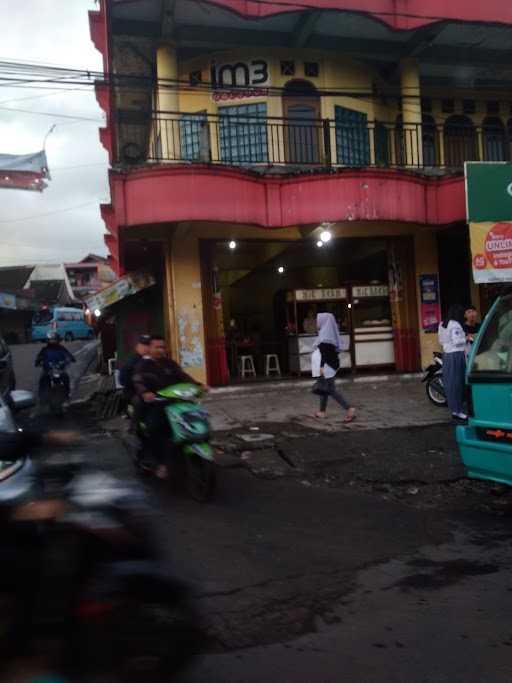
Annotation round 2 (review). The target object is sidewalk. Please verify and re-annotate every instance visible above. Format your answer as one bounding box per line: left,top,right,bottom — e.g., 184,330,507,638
207,377,450,433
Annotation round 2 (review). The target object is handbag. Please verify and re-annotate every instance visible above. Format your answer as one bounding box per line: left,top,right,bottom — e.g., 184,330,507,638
312,376,329,396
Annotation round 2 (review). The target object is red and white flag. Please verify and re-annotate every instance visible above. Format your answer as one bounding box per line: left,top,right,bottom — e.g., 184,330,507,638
0,150,50,192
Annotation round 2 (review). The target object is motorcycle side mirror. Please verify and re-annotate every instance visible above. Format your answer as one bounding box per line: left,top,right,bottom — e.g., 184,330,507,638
9,390,36,411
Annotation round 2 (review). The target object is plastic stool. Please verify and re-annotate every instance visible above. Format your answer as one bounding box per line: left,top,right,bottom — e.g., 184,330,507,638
238,355,256,378
265,354,281,377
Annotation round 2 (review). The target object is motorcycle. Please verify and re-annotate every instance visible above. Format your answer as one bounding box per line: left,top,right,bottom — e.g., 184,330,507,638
41,361,69,416
0,445,202,682
422,352,447,407
134,383,216,502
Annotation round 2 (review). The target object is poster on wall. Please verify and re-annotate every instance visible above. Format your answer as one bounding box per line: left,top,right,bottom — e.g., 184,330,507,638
470,222,512,284
0,292,16,310
419,274,441,333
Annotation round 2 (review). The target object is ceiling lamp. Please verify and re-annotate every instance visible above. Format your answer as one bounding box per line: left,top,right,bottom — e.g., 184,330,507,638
228,240,237,250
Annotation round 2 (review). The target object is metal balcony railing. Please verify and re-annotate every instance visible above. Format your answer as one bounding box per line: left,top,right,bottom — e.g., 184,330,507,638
118,111,512,171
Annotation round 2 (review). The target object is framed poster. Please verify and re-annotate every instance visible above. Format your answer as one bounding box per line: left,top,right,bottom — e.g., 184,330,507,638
419,274,441,333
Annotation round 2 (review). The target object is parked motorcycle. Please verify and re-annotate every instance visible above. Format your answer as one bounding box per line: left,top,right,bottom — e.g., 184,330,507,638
41,361,69,416
0,443,201,682
135,382,216,502
422,352,447,406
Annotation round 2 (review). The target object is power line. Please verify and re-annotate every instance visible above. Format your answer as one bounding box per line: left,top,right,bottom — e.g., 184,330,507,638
0,88,92,106
0,201,99,224
0,106,103,122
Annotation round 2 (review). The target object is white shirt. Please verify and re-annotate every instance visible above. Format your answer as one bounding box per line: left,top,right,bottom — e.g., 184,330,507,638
438,321,466,354
311,348,337,378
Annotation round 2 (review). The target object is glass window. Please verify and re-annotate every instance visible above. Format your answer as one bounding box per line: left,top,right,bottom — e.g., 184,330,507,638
335,106,370,166
219,103,268,164
471,296,512,375
422,115,438,166
374,122,390,166
180,112,208,161
33,310,52,325
483,117,507,162
444,115,478,166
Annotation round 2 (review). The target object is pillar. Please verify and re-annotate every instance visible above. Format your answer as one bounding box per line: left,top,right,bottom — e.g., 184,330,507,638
400,58,423,167
156,45,179,160
168,225,207,384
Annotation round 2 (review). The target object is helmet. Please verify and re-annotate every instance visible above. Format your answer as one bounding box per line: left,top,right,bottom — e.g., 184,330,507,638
47,332,61,342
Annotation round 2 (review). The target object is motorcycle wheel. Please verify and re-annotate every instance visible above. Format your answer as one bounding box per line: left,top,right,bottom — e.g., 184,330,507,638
185,455,216,502
49,391,65,417
426,376,447,407
76,592,201,683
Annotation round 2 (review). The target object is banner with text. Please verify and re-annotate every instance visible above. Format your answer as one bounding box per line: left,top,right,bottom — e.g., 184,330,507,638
470,222,512,284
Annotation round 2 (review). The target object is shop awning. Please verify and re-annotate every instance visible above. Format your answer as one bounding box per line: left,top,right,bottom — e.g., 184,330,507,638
0,150,50,192
84,271,155,313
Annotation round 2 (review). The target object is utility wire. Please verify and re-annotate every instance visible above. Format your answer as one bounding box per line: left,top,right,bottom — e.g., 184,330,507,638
0,106,103,122
0,201,99,224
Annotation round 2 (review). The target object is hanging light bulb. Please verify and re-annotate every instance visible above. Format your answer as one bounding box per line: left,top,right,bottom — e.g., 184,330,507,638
228,240,237,250
320,229,332,243
277,266,285,274
316,240,324,248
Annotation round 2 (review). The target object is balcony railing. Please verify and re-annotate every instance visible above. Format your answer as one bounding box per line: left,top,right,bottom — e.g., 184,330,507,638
120,111,512,171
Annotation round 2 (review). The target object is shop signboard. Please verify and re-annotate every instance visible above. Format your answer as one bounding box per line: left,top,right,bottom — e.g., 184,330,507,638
210,58,270,102
466,163,512,284
0,292,16,310
419,274,441,332
469,222,512,284
352,285,389,298
85,271,155,312
294,288,347,302
465,163,512,223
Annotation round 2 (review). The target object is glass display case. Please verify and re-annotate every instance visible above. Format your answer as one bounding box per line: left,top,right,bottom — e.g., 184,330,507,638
351,284,395,367
286,288,351,374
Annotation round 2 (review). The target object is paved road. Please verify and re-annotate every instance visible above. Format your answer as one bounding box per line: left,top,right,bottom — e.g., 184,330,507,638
10,340,94,394
16,389,512,682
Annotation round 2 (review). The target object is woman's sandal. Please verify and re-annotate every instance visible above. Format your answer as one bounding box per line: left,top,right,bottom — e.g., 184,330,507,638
343,409,356,424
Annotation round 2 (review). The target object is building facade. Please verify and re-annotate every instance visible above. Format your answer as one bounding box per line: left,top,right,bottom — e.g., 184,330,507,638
89,0,512,384
65,254,116,302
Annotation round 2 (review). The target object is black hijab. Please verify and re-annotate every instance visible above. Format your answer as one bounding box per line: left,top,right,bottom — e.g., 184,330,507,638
442,304,465,329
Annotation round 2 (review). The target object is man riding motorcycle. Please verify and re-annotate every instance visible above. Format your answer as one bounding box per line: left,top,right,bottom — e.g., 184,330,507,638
35,333,75,399
132,335,202,480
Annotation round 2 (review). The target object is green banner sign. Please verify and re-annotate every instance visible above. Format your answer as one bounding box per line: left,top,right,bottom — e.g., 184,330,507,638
465,162,512,223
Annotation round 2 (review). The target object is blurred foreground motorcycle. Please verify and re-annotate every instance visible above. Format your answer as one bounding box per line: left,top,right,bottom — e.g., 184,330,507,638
0,401,202,682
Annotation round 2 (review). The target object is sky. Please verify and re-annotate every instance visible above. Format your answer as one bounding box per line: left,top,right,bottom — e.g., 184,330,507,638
0,0,109,266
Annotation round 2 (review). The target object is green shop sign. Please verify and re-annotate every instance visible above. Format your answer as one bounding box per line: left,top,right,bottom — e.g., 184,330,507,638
465,162,512,223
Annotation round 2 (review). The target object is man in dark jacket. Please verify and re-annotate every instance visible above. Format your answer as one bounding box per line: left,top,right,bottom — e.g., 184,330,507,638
133,335,200,479
119,334,151,401
35,333,75,398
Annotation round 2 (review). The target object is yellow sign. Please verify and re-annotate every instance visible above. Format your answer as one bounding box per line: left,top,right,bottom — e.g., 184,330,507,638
470,222,512,284
85,271,155,312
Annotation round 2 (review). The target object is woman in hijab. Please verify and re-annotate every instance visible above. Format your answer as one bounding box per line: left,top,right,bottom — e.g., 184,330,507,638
313,312,356,423
438,304,467,421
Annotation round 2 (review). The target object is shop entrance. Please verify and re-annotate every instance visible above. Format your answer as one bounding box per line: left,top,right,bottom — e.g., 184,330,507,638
207,236,400,382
